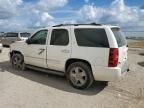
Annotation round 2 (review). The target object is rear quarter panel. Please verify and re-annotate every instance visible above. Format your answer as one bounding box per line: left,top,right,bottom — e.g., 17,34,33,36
70,26,110,67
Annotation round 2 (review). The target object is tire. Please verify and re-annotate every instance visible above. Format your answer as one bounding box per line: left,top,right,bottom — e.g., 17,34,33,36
11,53,26,71
66,62,94,89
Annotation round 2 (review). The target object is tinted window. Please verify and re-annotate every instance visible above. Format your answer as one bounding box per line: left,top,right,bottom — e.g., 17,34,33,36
6,33,18,37
111,28,127,47
30,30,48,45
74,28,109,47
20,33,31,37
50,29,69,46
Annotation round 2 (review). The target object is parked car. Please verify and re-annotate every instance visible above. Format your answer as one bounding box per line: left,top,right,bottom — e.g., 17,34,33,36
1,32,31,46
0,32,4,41
0,43,2,53
10,23,129,89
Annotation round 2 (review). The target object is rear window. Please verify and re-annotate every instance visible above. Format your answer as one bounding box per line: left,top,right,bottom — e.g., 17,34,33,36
74,28,109,47
6,33,18,37
111,28,127,47
20,33,31,37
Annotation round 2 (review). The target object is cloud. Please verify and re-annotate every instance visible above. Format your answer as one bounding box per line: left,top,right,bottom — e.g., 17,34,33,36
108,0,139,24
78,4,104,22
77,0,144,30
140,5,144,9
33,11,54,27
36,0,68,11
16,0,68,28
0,19,29,32
41,12,54,22
84,0,89,3
0,0,69,31
0,0,144,32
0,0,23,19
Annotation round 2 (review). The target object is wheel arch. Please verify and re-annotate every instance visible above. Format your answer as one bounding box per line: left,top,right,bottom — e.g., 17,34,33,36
10,50,23,59
65,58,92,72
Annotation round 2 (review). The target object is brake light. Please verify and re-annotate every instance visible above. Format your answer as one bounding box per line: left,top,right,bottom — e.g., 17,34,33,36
108,48,118,67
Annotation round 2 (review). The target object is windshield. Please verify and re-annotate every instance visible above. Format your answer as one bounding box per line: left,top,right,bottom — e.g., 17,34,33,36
20,33,31,37
111,28,127,47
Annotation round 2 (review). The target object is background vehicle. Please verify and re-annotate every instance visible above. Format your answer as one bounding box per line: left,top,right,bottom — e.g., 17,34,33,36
0,43,2,53
10,23,129,89
1,32,31,46
0,32,4,41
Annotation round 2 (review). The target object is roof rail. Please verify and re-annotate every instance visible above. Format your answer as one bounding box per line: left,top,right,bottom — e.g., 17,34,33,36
90,22,101,25
53,24,77,27
53,23,102,27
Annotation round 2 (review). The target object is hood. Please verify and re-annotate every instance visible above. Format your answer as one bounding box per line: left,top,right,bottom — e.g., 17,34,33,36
10,40,26,48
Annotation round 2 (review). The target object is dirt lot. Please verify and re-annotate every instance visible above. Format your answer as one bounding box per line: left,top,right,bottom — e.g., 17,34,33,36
0,46,144,108
128,39,144,48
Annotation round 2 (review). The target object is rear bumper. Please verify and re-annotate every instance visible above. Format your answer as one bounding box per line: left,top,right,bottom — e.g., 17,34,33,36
92,62,129,81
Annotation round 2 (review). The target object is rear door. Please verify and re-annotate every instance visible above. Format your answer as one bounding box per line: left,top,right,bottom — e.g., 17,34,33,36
46,28,71,71
111,28,128,67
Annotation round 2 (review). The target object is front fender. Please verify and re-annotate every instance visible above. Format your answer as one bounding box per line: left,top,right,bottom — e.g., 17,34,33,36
10,41,25,56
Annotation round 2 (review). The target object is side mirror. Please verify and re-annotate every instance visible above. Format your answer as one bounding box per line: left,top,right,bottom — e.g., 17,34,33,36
26,38,31,44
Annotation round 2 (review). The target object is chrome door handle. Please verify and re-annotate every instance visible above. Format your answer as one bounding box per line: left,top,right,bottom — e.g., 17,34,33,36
61,49,70,53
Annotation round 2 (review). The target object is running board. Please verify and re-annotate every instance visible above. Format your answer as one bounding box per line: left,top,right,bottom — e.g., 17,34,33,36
26,65,65,76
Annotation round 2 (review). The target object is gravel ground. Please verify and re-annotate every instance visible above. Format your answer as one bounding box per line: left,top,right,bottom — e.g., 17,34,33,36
0,47,144,108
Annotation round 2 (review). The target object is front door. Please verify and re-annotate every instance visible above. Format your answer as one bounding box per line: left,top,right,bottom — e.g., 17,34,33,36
24,29,48,68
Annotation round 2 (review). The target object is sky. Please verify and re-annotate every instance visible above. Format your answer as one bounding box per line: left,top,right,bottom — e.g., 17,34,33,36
0,0,144,32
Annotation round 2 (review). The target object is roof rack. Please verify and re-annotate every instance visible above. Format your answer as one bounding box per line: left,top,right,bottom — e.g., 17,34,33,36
53,23,102,27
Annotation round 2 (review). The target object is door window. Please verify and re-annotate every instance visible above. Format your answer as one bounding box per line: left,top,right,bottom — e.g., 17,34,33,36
111,28,127,47
74,28,109,48
30,30,48,45
50,29,69,46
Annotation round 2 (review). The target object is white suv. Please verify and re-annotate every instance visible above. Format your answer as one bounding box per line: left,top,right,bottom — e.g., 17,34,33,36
10,23,129,89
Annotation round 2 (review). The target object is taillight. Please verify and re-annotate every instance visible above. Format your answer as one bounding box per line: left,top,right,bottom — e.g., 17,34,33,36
108,48,118,67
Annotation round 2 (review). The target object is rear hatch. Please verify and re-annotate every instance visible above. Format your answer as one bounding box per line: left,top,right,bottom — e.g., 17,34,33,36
111,28,128,69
